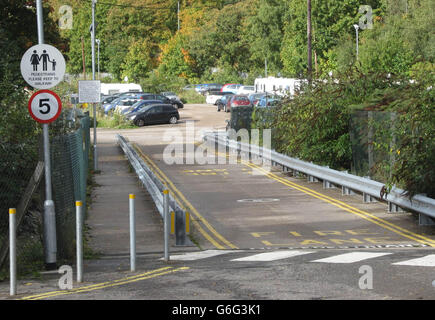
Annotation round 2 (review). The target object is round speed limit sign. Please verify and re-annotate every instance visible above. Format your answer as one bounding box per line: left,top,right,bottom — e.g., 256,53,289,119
28,90,62,124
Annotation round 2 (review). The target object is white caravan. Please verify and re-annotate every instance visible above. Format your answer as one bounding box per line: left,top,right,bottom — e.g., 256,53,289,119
101,83,142,95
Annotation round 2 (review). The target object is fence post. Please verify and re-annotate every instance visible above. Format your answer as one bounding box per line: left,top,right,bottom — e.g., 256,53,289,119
9,208,16,296
129,194,136,271
163,190,170,261
76,201,83,283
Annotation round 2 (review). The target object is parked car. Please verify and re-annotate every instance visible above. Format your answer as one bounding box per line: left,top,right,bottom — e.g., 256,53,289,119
256,95,281,108
216,94,234,112
161,92,179,100
121,100,163,115
206,91,233,105
237,85,255,95
199,84,224,95
221,84,242,94
113,98,141,113
247,92,266,106
128,104,180,127
101,95,118,105
225,94,251,112
141,93,184,109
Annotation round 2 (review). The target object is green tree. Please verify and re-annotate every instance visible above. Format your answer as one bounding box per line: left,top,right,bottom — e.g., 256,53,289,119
121,39,153,82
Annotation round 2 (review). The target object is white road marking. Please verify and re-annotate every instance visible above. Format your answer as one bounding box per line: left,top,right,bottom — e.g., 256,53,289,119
231,250,315,262
167,250,240,261
311,252,392,264
392,254,435,267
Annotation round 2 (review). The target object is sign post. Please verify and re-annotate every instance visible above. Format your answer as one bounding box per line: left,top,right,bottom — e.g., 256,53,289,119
20,0,66,270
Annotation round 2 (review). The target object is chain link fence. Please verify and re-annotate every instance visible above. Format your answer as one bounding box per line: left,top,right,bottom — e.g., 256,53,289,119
0,111,90,279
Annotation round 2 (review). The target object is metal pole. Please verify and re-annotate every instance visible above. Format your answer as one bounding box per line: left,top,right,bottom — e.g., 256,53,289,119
37,0,57,270
91,0,98,171
129,194,136,271
76,201,83,282
9,208,16,296
163,190,170,261
96,39,100,80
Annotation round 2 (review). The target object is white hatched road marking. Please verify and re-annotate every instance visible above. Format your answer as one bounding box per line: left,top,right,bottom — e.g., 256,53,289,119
168,250,240,261
392,254,435,267
311,252,392,264
231,250,315,262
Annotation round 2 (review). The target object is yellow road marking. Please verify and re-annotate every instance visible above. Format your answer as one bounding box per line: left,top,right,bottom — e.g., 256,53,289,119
243,160,435,247
21,267,189,300
203,142,435,247
133,144,238,250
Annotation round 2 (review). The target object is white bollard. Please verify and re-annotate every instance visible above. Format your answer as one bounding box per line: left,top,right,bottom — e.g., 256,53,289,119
129,194,136,271
76,201,83,283
9,208,16,296
163,190,170,261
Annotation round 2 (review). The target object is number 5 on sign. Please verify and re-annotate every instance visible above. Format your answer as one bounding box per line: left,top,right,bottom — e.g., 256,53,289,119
28,90,62,124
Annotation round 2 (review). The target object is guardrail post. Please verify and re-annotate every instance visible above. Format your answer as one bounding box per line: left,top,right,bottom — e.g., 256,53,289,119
163,190,170,261
76,201,83,282
342,186,355,195
363,193,377,203
9,208,17,296
129,194,136,271
388,202,403,213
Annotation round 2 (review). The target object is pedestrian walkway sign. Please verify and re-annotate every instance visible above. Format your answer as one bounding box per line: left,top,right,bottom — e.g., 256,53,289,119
20,44,66,89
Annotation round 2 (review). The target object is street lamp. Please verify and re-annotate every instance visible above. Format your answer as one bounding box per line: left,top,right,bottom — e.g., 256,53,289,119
353,24,359,61
96,38,100,79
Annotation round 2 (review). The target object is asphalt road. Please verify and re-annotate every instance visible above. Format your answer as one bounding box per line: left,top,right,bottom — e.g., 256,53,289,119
2,103,434,303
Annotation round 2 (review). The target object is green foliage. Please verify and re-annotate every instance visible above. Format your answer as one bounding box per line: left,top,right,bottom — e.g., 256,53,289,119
121,39,153,82
178,90,206,104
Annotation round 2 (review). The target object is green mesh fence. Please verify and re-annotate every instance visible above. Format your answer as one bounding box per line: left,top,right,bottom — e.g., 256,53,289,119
0,112,90,278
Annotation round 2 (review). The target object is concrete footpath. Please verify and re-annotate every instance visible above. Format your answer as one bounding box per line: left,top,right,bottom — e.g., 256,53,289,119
0,129,197,300
87,130,165,256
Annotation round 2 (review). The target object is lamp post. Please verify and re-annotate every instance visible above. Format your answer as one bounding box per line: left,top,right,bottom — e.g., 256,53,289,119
353,24,359,61
90,0,98,171
96,38,100,79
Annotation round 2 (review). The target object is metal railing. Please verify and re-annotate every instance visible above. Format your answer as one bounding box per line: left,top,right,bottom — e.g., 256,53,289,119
117,134,190,246
203,131,435,226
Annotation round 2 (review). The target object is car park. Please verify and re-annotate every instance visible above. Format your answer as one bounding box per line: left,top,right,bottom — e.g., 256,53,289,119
128,104,180,127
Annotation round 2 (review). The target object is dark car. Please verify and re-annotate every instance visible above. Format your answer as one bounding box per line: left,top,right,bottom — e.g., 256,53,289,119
216,94,234,112
140,93,184,109
121,100,163,115
129,104,180,127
